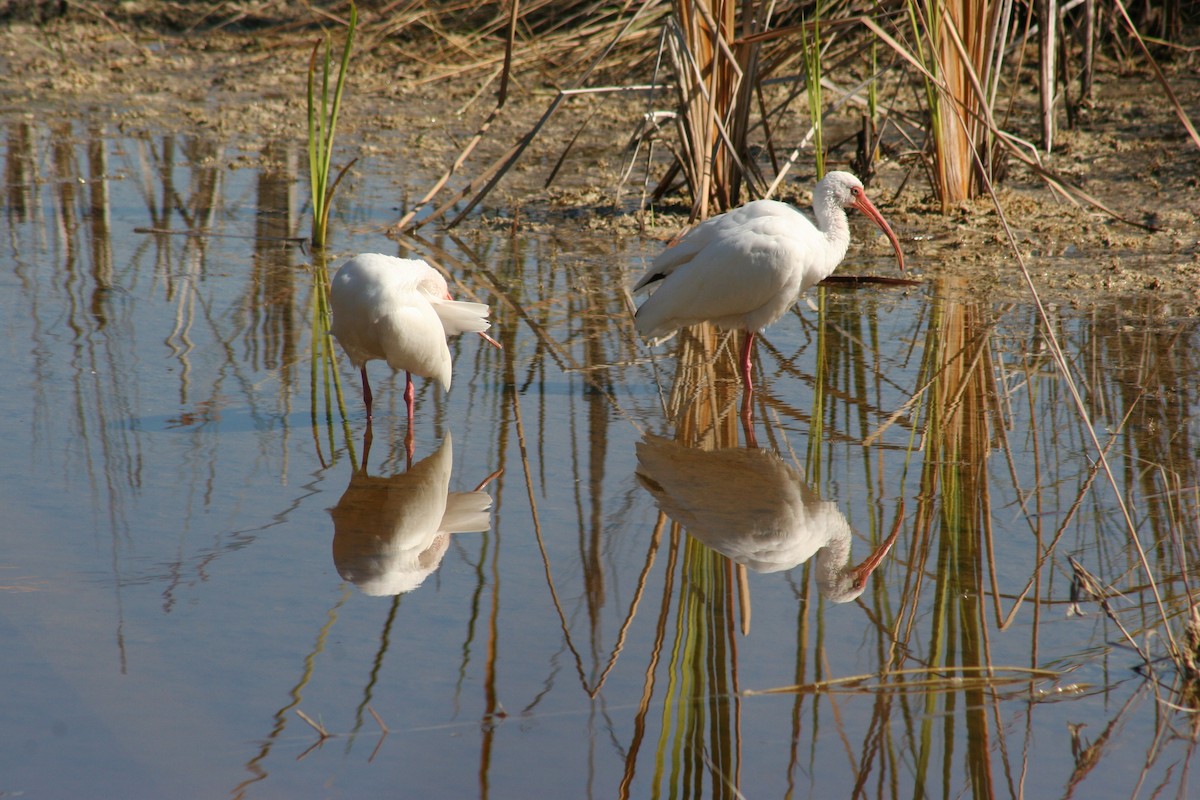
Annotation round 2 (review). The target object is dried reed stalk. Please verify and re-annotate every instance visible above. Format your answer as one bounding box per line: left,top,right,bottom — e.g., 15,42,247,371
905,0,1010,207
745,664,1059,695
1037,0,1058,150
667,0,774,217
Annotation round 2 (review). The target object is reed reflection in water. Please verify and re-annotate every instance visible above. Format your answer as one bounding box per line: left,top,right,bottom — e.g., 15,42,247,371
1,118,1198,800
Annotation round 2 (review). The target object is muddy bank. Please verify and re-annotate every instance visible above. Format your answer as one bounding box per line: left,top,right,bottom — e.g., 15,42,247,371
1,13,1196,312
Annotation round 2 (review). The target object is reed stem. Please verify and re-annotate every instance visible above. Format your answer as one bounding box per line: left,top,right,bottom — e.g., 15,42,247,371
307,2,358,249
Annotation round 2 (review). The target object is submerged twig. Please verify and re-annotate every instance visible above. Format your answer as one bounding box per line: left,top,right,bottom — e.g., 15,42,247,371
367,705,389,763
745,664,1061,696
1066,554,1130,620
295,709,331,740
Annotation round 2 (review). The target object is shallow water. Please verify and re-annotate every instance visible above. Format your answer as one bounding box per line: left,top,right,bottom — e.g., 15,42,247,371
2,115,1199,799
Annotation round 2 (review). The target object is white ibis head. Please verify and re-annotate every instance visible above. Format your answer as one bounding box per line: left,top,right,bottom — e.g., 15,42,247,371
821,170,905,272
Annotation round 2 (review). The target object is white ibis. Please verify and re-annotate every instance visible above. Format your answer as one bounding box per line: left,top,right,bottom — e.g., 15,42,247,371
331,433,497,596
632,171,904,413
329,253,498,426
635,434,900,602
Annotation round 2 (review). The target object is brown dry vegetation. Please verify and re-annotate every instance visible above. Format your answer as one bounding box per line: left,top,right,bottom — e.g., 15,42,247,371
0,1,1197,309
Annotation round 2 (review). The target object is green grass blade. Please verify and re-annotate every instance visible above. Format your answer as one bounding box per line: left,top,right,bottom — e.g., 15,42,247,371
307,2,357,248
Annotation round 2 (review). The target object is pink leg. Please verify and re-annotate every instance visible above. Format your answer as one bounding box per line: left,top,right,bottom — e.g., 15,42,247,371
404,373,416,464
360,424,373,472
739,331,756,427
739,331,756,392
741,403,758,448
360,366,374,420
403,373,415,422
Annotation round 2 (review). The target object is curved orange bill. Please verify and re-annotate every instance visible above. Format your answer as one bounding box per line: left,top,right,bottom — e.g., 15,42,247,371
853,193,905,272
849,509,904,590
472,466,505,492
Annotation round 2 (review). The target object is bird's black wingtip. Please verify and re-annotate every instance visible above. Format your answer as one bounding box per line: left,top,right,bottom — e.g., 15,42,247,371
633,273,666,293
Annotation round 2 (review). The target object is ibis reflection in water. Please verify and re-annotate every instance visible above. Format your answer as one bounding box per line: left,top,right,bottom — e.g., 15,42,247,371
330,433,499,596
635,434,900,603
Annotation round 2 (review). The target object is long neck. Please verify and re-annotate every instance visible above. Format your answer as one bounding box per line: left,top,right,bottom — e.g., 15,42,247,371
813,517,853,593
812,188,852,281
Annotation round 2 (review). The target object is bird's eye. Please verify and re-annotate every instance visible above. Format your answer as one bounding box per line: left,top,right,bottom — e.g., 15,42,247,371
850,186,861,196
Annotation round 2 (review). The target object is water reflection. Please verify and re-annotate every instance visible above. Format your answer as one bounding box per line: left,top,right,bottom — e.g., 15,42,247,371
636,433,899,601
4,113,1200,800
331,432,497,596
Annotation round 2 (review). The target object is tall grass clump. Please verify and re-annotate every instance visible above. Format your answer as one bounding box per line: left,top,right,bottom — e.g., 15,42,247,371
666,0,764,218
901,0,1010,208
308,1,358,249
378,0,1198,232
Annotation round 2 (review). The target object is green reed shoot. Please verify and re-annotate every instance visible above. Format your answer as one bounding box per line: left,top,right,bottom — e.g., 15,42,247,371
308,1,358,249
800,6,825,179
901,0,949,207
805,288,827,478
868,37,878,123
310,252,353,467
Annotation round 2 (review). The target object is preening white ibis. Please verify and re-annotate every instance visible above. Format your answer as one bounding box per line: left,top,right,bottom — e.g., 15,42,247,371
632,171,905,412
635,434,901,603
330,253,498,425
331,433,496,596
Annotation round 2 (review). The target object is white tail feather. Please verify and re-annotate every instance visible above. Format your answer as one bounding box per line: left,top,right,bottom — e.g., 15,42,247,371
431,298,491,337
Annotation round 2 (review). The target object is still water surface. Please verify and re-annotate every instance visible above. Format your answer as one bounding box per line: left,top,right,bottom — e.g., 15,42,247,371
2,116,1198,799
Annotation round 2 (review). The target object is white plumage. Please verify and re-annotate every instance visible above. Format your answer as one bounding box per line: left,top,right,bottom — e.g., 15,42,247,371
632,171,904,407
331,433,494,596
635,434,899,603
330,253,493,421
